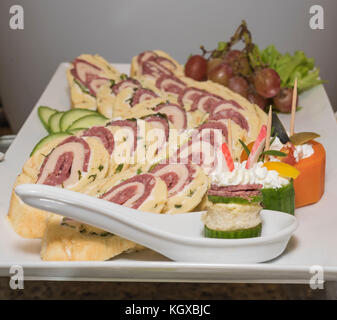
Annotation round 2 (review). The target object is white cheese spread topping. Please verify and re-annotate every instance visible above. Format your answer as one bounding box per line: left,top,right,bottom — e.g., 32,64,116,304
210,161,289,189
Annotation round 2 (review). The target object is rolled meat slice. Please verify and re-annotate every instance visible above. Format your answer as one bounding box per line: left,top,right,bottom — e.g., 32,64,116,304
107,119,138,153
196,120,228,146
171,138,218,175
150,163,208,213
86,77,110,97
177,87,206,108
210,109,249,131
82,126,114,155
155,56,177,72
210,100,244,114
71,59,102,85
137,51,158,65
143,114,170,142
131,88,158,107
99,173,167,212
191,93,223,113
35,136,109,191
154,103,187,131
111,78,142,95
155,75,186,97
141,60,173,79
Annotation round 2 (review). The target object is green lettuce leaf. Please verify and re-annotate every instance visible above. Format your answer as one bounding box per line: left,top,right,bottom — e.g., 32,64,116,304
259,45,324,93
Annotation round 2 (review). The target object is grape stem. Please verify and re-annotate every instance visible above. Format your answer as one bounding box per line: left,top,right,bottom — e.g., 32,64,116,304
200,20,267,70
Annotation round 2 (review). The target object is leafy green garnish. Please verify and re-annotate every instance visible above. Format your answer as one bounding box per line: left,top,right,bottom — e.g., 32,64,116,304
120,74,128,80
115,164,124,173
259,45,324,93
262,150,287,157
78,170,82,180
174,204,182,209
74,79,94,97
239,139,250,156
137,168,142,174
98,165,104,172
88,174,97,182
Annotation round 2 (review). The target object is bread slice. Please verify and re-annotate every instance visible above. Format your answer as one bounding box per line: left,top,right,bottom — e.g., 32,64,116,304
41,215,143,261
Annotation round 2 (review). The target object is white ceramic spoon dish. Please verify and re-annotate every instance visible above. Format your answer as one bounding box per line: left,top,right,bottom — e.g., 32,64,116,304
15,184,298,264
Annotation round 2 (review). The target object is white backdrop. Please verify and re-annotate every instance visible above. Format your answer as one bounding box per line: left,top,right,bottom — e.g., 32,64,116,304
0,0,336,132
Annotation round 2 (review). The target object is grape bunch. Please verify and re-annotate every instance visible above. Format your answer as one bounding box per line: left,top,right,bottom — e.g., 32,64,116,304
184,21,295,112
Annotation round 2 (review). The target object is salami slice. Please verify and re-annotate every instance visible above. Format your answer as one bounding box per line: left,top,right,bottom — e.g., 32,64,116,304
82,126,114,155
36,136,91,188
154,103,187,130
100,173,160,210
155,75,186,97
111,78,141,95
208,184,262,200
210,184,263,192
209,109,249,131
131,88,158,107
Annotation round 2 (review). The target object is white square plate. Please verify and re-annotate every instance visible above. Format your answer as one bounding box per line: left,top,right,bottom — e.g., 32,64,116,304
0,63,337,283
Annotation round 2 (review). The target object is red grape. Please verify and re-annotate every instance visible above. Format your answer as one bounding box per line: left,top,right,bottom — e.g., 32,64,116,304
207,63,233,86
253,68,281,98
184,55,207,81
207,58,222,74
224,50,251,75
247,90,269,110
273,87,297,113
228,76,249,97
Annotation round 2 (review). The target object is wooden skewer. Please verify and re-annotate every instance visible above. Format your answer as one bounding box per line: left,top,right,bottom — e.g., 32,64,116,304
265,105,272,152
290,78,298,136
227,119,232,156
264,106,272,161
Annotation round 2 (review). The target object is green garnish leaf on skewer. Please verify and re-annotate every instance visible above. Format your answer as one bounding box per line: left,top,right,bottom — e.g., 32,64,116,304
239,139,250,156
262,150,287,157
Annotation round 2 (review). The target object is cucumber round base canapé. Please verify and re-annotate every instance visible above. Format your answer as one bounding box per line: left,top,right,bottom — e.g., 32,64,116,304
207,195,263,205
204,223,262,239
261,180,295,215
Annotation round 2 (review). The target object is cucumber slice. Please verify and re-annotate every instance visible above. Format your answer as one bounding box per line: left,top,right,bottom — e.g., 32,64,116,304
261,181,295,215
68,128,87,135
68,114,108,131
38,106,58,132
208,195,263,205
30,132,71,156
60,109,97,132
204,223,262,239
48,112,64,133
